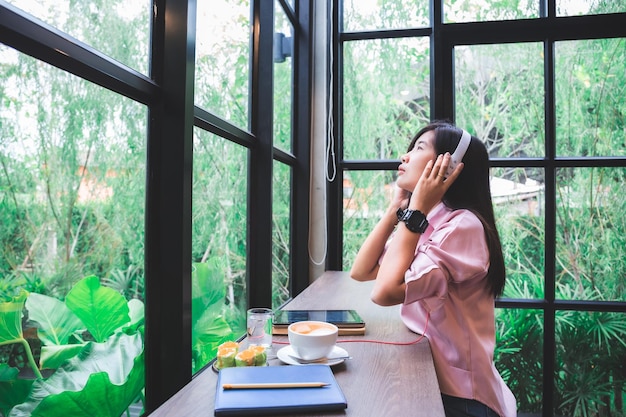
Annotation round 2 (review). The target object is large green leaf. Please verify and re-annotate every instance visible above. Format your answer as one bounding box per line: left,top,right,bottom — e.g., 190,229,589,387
0,291,27,344
39,344,86,370
8,331,144,417
126,299,144,329
0,364,33,415
191,261,226,318
191,262,233,372
25,293,84,346
192,306,233,372
65,276,129,343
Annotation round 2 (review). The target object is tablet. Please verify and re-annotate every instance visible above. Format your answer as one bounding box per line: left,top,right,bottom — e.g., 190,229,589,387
273,309,365,328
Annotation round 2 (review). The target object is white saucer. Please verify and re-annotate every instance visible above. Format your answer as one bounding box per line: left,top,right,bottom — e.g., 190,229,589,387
277,345,349,366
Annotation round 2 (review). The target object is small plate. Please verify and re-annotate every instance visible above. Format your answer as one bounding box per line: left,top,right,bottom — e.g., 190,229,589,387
277,345,349,366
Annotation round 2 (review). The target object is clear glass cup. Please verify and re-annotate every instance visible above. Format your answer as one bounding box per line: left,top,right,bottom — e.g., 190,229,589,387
246,308,273,349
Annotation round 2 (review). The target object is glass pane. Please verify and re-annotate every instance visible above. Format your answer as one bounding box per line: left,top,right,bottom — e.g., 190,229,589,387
555,38,626,157
343,37,430,161
556,0,626,16
274,2,293,152
1,45,146,413
272,162,291,309
191,129,248,373
195,0,250,129
455,43,545,158
6,0,150,74
444,0,539,23
343,0,429,31
555,311,626,416
495,308,544,415
342,170,396,270
556,167,626,302
493,167,545,300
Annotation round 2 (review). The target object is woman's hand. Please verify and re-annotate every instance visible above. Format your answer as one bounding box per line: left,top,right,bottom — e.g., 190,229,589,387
409,153,463,214
390,182,410,212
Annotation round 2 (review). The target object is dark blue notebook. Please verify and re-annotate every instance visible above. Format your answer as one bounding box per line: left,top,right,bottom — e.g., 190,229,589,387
214,365,348,416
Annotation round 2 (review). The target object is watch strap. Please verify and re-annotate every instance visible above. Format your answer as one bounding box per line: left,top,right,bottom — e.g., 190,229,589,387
396,207,405,222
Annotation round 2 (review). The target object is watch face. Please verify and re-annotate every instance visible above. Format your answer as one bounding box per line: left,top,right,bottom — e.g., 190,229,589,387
403,210,428,233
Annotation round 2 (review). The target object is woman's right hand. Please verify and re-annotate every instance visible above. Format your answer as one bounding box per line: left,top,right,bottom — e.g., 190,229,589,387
391,183,410,212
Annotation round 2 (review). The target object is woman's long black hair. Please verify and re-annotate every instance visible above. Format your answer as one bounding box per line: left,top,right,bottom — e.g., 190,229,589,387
408,121,506,297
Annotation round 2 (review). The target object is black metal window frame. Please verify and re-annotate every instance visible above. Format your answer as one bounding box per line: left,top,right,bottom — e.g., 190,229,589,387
0,0,313,412
326,1,626,416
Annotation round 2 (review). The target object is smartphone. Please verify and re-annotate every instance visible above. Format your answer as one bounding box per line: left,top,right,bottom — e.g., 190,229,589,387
273,309,365,328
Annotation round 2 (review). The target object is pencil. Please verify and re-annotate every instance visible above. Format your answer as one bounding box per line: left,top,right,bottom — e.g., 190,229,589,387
222,382,330,389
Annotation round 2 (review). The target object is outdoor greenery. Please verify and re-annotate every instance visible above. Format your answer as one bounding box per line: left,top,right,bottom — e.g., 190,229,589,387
0,277,144,417
0,0,625,416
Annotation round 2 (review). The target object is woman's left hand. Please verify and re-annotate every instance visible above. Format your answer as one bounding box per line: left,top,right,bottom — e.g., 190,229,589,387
409,153,463,214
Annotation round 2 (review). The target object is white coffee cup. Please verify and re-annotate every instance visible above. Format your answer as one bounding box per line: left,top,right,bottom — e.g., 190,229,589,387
287,320,338,360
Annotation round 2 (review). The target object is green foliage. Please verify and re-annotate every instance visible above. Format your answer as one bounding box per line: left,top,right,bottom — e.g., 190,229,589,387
0,292,26,344
0,291,42,382
65,275,130,343
495,308,543,412
272,162,291,308
0,364,33,415
343,37,431,161
8,332,144,417
102,265,144,301
191,129,248,343
25,293,83,346
343,0,429,30
191,261,235,373
194,0,250,128
495,195,626,415
0,262,234,415
456,42,545,158
555,38,626,157
0,276,144,416
555,309,626,417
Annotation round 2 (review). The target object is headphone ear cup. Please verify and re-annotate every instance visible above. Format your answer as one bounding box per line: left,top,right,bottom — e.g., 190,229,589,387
445,159,460,178
445,130,471,178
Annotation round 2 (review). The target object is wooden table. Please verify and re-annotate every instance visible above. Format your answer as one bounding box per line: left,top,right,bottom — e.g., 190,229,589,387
149,271,445,417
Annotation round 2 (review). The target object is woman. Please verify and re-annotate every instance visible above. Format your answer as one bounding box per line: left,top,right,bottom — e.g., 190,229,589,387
350,121,516,417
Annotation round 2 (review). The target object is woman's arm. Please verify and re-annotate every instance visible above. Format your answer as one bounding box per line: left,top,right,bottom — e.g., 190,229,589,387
350,176,412,282
349,203,400,282
370,222,421,305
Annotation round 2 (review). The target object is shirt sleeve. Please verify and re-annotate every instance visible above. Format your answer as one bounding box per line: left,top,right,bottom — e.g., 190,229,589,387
404,210,490,312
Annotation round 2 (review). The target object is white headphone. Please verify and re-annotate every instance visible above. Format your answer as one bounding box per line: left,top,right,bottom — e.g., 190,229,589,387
445,129,471,178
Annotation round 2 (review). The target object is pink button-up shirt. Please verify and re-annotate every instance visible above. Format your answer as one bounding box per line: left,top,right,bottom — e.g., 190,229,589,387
384,203,516,417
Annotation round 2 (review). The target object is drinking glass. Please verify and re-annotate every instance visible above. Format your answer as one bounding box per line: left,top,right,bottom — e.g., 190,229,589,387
246,308,273,349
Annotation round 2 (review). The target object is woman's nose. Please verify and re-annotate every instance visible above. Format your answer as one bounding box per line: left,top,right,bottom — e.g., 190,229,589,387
400,154,408,163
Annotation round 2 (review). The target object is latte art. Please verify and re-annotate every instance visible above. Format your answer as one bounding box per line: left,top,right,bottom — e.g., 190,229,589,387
291,322,335,335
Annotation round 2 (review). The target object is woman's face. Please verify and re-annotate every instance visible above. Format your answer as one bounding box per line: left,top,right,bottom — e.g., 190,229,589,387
396,130,437,192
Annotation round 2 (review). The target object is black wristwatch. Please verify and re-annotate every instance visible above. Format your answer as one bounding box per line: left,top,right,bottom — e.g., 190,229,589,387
396,207,429,234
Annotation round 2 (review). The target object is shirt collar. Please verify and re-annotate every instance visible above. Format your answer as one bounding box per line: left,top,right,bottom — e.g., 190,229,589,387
427,202,448,222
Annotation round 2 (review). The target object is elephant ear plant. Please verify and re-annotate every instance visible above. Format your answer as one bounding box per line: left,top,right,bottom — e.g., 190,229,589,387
0,275,145,417
191,260,236,373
